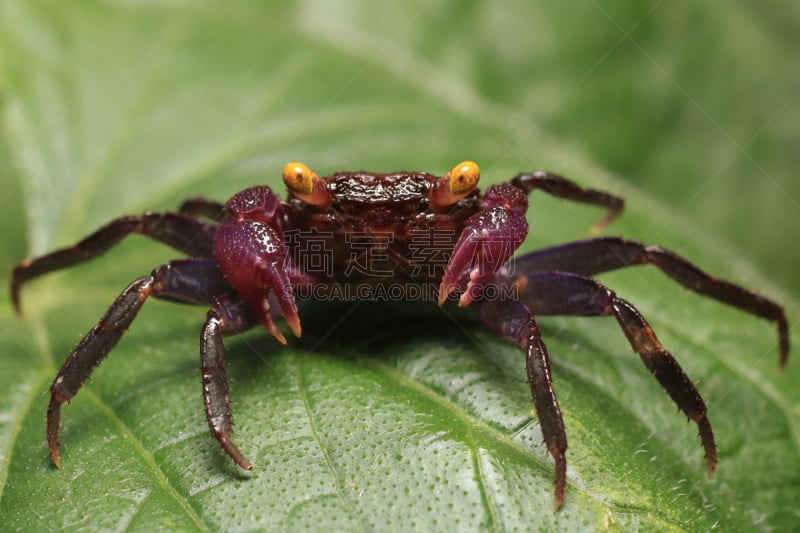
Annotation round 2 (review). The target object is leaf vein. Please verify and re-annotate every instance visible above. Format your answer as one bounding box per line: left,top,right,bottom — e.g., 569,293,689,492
294,356,366,532
80,387,211,532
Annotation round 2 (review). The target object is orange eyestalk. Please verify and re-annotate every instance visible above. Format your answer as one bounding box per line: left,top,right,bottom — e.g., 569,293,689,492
282,161,331,207
429,160,480,209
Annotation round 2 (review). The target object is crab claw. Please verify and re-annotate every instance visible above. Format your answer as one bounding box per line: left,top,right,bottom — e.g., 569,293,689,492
215,208,303,344
439,204,527,307
258,262,301,343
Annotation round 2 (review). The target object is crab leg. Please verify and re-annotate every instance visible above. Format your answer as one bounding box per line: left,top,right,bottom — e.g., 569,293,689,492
474,298,567,511
511,172,625,232
477,269,721,509
508,271,716,472
11,213,217,315
178,197,227,222
200,294,259,469
47,258,230,468
510,237,789,366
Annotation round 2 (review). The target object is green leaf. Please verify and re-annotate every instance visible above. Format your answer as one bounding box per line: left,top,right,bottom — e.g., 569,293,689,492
1,1,798,531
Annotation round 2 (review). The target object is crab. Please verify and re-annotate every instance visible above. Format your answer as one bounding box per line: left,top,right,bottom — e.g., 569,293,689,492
10,161,789,510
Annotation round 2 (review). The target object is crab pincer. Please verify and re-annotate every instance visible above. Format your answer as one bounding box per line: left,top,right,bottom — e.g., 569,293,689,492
439,182,528,306
214,186,301,343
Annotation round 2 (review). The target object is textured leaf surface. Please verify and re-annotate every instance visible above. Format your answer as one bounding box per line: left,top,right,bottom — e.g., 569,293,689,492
1,1,798,531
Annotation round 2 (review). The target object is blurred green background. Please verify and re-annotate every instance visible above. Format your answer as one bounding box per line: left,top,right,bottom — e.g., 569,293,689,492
0,1,798,531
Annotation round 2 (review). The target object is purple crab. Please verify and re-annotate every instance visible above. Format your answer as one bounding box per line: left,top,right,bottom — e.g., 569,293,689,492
10,160,789,509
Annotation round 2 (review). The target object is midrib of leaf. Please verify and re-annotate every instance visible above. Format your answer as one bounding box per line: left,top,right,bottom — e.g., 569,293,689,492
79,377,210,531
294,355,365,531
359,358,604,518
365,352,701,530
469,437,502,532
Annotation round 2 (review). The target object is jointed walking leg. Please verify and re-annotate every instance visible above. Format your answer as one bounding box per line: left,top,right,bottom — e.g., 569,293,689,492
47,258,231,467
510,237,789,366
12,213,218,314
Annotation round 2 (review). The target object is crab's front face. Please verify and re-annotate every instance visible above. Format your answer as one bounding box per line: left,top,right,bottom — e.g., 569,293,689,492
281,161,483,235
323,171,438,235
277,161,486,288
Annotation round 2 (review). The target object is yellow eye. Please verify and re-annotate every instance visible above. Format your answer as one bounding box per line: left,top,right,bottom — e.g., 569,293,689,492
282,161,315,195
448,160,480,195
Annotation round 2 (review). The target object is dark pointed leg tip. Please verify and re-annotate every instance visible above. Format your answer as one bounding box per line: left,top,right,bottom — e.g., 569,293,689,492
10,288,23,319
553,471,566,512
588,222,606,236
552,450,567,512
779,349,789,371
220,438,252,470
232,449,253,470
706,458,717,478
47,433,62,469
553,493,564,512
777,319,789,370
